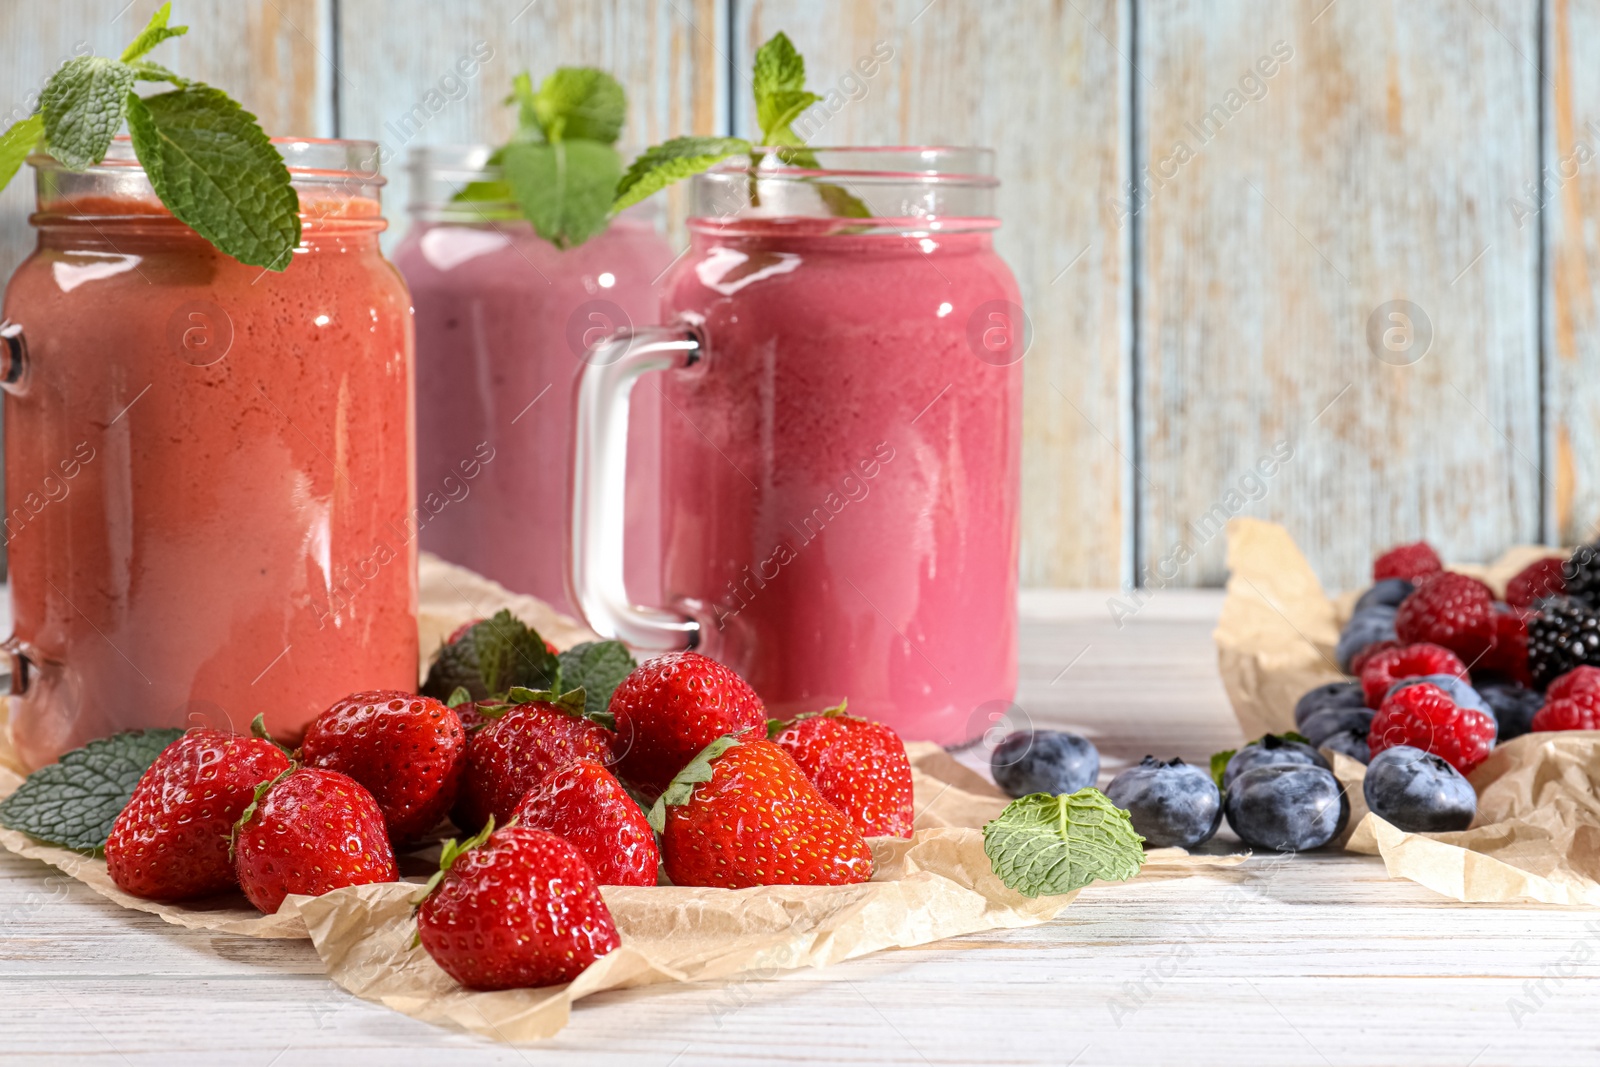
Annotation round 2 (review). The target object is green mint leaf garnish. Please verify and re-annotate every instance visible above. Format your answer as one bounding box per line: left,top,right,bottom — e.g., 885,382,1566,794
39,57,137,171
556,640,637,713
128,60,188,86
502,139,621,250
506,72,542,137
0,728,185,851
470,609,561,696
125,85,302,271
120,2,189,63
1209,749,1235,790
535,68,626,145
982,789,1146,899
0,115,44,193
647,734,741,832
613,134,751,212
752,31,813,145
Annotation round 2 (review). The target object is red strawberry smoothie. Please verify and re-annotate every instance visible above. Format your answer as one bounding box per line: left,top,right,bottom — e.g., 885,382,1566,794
4,177,417,769
393,211,673,613
658,219,1022,744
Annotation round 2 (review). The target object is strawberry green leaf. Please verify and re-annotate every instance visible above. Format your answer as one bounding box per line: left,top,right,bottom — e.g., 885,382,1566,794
502,139,620,249
535,68,626,145
0,728,185,851
38,56,136,171
613,135,751,212
229,764,294,858
556,640,636,713
982,789,1146,899
413,815,497,905
446,686,472,709
647,735,741,832
0,115,44,195
120,2,189,63
124,85,301,271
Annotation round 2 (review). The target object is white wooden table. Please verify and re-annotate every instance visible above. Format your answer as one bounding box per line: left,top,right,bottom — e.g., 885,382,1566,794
3,591,1596,1066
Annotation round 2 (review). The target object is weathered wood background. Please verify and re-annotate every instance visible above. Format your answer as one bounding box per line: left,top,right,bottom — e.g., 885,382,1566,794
1,0,1593,592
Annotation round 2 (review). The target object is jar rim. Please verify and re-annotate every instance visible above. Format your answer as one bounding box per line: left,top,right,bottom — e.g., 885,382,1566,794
29,136,386,186
704,145,998,186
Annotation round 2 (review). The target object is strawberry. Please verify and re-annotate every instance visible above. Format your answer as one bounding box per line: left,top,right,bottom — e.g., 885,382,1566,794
512,759,659,886
650,736,873,889
105,730,290,901
452,697,615,833
771,702,914,838
608,651,766,800
300,690,466,844
1395,572,1498,664
233,767,398,914
1373,541,1443,583
416,823,621,990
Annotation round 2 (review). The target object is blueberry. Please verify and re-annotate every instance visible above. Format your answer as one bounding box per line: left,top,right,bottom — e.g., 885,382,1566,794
1319,728,1371,764
1298,705,1375,748
990,730,1100,798
1337,606,1398,673
1224,764,1348,851
1294,681,1366,730
1477,682,1542,742
1362,745,1476,833
1354,578,1416,614
1222,733,1330,790
1384,674,1492,718
1104,757,1222,849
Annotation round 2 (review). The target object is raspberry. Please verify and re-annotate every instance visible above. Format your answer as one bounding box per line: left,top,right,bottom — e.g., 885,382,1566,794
1370,683,1496,775
1360,643,1470,708
1374,541,1443,583
1505,557,1566,610
1531,694,1600,732
1548,666,1600,703
1349,639,1402,677
1395,572,1497,664
1477,607,1531,687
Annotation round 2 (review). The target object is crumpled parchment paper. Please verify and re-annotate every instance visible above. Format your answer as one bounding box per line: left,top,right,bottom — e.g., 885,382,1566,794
1218,518,1600,906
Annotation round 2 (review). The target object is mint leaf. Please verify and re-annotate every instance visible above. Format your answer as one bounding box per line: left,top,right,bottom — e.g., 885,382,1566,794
506,72,542,137
557,640,636,712
535,68,626,145
502,139,620,249
0,728,185,851
125,85,301,271
121,2,189,63
647,735,741,832
446,686,472,708
1210,749,1235,790
39,56,136,170
982,789,1146,898
472,609,561,696
0,115,43,194
759,90,819,147
613,135,751,212
128,60,188,86
753,33,817,145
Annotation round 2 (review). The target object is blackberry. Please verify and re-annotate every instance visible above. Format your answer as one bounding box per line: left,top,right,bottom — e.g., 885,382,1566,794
1528,597,1600,689
1563,541,1600,608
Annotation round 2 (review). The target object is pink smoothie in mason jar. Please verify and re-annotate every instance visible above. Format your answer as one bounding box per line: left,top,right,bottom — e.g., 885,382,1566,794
571,148,1022,743
2,139,417,769
392,146,673,613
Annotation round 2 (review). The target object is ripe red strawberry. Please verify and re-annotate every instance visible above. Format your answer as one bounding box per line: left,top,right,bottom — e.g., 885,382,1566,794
1395,572,1497,664
106,730,290,901
1370,682,1497,775
1506,558,1566,610
233,767,398,914
512,758,660,886
771,703,914,838
300,690,465,844
1374,541,1443,583
1532,694,1600,732
1349,638,1402,677
1479,607,1532,687
416,824,621,990
1360,643,1470,707
1548,665,1600,702
452,699,615,832
651,736,873,889
608,651,766,800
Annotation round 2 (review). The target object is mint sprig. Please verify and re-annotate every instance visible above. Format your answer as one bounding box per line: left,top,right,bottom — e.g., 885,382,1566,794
556,640,637,713
613,31,869,219
982,789,1146,898
0,3,300,271
0,728,185,851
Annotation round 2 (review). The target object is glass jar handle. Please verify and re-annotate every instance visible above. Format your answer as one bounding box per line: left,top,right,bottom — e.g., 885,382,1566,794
0,320,27,392
569,324,702,650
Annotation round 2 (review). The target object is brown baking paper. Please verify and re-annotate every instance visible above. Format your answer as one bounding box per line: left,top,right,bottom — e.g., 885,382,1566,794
1217,519,1600,906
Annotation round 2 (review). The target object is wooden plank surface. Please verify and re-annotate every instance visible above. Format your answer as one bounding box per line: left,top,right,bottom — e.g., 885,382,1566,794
1547,0,1600,548
733,0,1133,588
7,591,1600,1066
335,0,725,250
1136,0,1544,591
